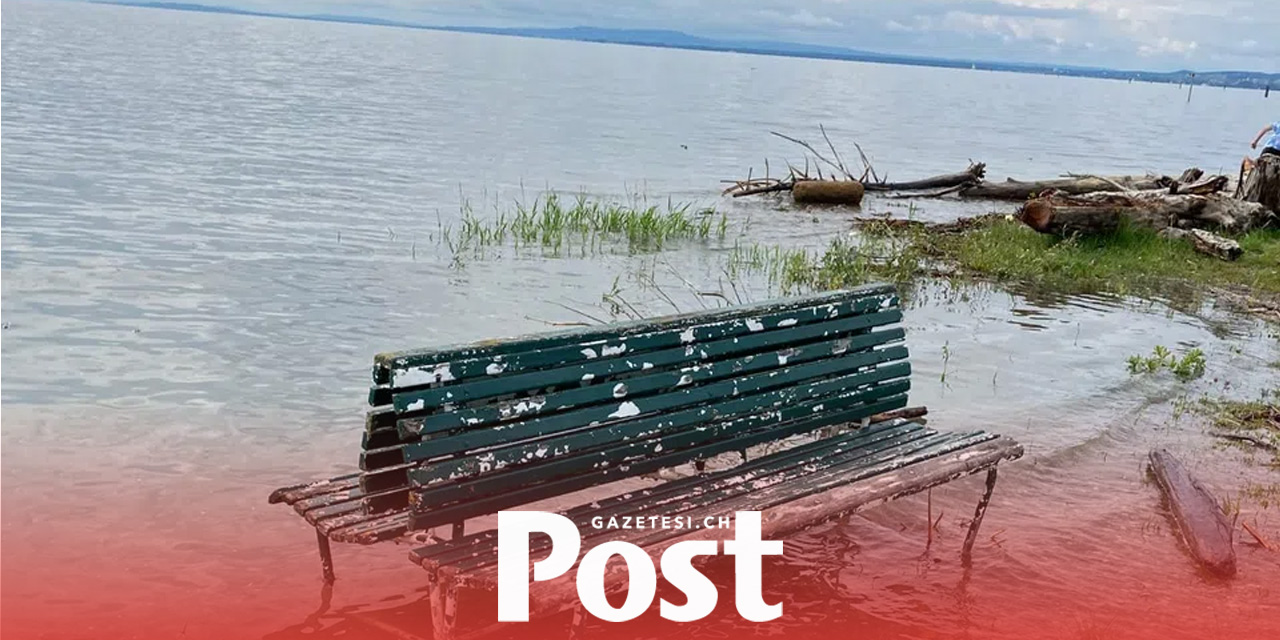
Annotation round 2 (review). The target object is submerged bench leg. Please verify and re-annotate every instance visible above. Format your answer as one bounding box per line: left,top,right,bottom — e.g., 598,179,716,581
961,468,999,568
315,529,336,585
429,571,459,640
567,603,588,640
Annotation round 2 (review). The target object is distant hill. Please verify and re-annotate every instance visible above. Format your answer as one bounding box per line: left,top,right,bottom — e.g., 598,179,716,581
96,2,1280,91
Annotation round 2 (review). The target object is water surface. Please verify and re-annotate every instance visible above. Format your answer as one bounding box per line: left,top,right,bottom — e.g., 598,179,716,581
3,2,1278,639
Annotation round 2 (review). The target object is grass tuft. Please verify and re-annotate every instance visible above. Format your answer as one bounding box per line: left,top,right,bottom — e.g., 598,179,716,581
445,193,728,257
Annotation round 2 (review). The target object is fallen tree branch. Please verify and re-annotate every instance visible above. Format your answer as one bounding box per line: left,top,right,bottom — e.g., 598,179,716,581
852,213,1002,234
1210,431,1279,451
864,163,987,192
962,174,1174,200
1241,521,1276,552
769,130,853,180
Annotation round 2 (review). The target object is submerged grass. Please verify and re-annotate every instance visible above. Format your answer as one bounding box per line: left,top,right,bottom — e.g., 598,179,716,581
726,232,927,295
1200,389,1280,468
445,193,728,257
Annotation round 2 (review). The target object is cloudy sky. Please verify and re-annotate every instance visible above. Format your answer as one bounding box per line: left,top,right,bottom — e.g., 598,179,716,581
195,1,1275,71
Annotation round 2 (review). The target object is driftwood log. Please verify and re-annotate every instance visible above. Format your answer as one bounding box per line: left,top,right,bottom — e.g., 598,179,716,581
864,163,986,192
960,174,1173,200
1158,228,1243,261
853,213,1003,235
792,179,865,205
1148,449,1236,578
1018,191,1272,236
1239,154,1280,212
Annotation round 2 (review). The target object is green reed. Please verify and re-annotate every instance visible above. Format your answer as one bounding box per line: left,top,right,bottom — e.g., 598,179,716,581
445,193,728,257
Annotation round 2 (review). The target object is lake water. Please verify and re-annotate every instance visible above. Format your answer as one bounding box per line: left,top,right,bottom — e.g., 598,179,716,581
3,2,1279,639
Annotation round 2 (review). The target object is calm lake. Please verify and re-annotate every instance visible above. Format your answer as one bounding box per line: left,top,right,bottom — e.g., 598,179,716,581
2,1,1278,639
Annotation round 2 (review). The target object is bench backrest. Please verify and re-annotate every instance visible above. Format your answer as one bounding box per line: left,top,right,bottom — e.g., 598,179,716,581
358,283,911,532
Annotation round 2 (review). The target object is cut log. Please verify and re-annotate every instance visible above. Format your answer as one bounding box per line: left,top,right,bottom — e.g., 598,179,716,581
792,179,865,206
864,163,986,192
1017,199,1122,235
1018,192,1271,236
1240,154,1280,213
1159,228,1243,261
1147,449,1236,578
961,174,1172,200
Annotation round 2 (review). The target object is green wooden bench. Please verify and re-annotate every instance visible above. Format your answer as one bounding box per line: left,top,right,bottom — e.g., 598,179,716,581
269,283,1023,639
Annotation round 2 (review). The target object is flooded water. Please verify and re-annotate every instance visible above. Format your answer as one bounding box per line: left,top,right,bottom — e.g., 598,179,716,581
3,2,1279,639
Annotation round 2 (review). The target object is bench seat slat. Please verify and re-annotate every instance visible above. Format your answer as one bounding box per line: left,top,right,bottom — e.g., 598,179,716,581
372,285,896,388
411,418,927,568
322,511,412,543
403,392,909,530
267,473,362,506
413,423,1012,577
446,431,976,575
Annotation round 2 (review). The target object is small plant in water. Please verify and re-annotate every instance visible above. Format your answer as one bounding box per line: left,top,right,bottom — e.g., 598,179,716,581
1126,345,1206,382
940,342,952,385
445,193,731,258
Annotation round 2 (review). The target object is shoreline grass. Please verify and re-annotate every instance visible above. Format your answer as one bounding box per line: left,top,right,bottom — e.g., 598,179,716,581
924,220,1280,299
726,217,1279,319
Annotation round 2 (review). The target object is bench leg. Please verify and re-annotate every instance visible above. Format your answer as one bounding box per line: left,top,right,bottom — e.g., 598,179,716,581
961,468,999,568
316,529,336,585
429,572,458,640
567,603,588,640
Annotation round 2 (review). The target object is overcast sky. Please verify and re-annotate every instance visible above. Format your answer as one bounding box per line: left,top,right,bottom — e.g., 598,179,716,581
194,1,1276,71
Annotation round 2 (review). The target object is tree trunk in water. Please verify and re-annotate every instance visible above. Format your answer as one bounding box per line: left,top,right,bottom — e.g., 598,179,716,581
1148,449,1236,578
1240,154,1280,213
961,174,1172,200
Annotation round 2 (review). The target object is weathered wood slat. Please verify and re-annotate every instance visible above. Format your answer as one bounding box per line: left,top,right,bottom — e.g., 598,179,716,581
360,350,909,491
267,473,362,505
361,346,909,473
321,510,412,543
393,328,905,438
371,284,896,386
447,431,963,574
399,365,911,488
380,308,901,415
441,430,1010,578
461,437,1021,621
376,292,895,396
412,418,928,569
404,392,909,530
